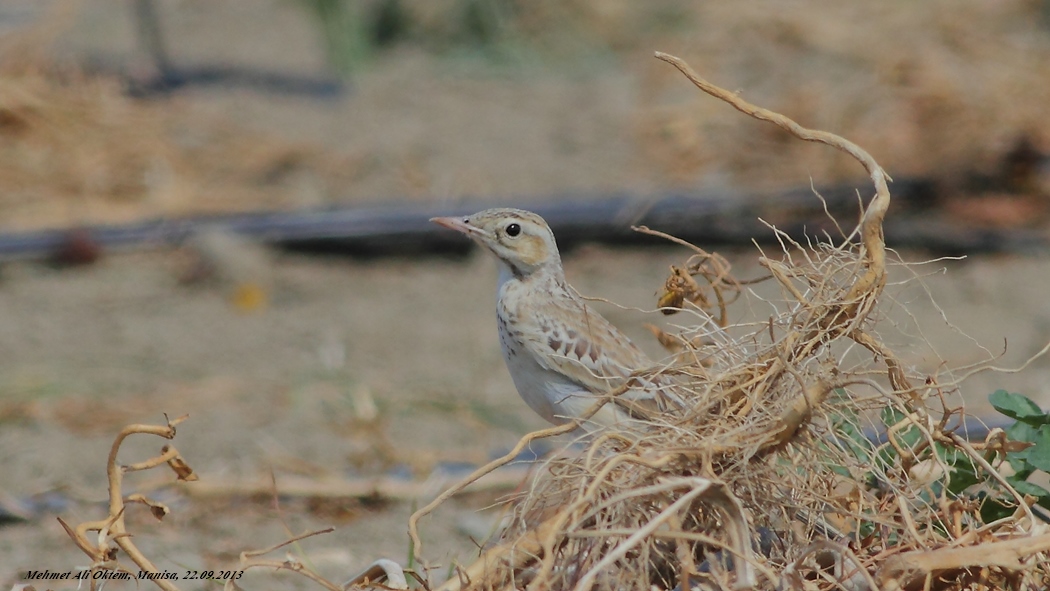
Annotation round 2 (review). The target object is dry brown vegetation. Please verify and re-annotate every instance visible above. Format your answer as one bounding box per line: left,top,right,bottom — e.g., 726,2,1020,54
630,2,1050,194
402,54,1050,591
0,7,365,231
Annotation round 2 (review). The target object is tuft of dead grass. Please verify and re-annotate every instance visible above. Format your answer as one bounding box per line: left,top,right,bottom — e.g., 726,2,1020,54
408,53,1050,591
0,7,366,231
633,2,1050,193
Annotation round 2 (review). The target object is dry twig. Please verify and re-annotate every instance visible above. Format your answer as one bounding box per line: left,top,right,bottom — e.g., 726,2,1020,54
60,414,196,591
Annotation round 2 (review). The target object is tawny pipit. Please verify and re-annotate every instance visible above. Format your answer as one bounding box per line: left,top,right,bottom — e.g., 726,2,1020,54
432,208,681,430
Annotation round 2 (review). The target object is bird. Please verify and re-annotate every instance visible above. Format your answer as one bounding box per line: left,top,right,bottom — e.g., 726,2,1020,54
431,208,683,430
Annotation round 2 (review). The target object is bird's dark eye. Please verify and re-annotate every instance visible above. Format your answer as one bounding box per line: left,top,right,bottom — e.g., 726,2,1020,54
505,223,521,237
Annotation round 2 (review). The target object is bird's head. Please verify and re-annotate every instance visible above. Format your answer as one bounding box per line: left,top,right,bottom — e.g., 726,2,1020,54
431,208,561,278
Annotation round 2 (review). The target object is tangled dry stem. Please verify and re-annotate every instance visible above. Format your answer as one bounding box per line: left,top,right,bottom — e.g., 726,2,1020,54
59,414,197,591
59,415,396,591
410,53,1050,591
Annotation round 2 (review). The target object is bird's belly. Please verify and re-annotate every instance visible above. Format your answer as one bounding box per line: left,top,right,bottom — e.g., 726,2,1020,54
501,345,569,424
501,344,627,427
497,300,628,427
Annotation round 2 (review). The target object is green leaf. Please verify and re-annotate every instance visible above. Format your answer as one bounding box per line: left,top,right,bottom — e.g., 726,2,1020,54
881,406,922,451
876,444,897,471
1006,420,1039,446
827,464,852,478
989,390,1048,424
1004,421,1038,471
1027,425,1050,472
856,520,876,540
978,494,1016,523
832,414,872,463
948,462,982,494
829,388,852,403
881,406,905,428
1006,476,1050,500
935,442,959,463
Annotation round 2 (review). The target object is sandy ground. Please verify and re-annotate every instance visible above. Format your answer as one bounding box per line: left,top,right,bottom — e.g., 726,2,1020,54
3,1,1050,588
3,243,1050,587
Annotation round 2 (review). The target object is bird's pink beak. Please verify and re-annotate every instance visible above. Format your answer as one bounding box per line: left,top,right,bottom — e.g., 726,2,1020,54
430,216,484,238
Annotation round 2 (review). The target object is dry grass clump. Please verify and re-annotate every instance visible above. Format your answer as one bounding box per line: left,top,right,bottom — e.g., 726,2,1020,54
633,1,1050,191
0,11,365,231
409,54,1050,591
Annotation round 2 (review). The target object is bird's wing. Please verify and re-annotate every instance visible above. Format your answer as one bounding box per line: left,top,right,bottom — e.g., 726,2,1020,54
518,296,684,416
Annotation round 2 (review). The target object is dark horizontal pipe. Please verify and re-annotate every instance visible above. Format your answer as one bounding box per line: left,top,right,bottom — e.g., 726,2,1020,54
0,178,1043,262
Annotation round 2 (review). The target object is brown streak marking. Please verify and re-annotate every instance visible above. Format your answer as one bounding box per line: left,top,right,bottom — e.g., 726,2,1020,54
574,339,589,361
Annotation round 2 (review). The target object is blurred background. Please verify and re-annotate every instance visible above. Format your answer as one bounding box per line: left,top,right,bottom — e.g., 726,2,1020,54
3,0,1050,586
